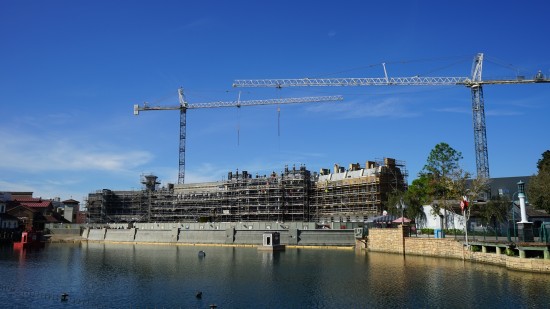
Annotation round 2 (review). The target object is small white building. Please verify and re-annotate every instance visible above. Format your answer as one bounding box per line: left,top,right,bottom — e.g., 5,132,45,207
417,205,466,230
258,231,285,251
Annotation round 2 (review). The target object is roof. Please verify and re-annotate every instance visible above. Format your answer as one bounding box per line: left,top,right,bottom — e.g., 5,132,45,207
7,204,40,214
526,206,550,218
19,201,52,208
489,176,532,199
317,166,380,182
8,192,33,199
13,197,43,202
366,215,397,223
62,199,80,204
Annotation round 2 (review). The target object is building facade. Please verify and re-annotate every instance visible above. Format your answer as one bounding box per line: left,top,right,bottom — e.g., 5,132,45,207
86,158,408,223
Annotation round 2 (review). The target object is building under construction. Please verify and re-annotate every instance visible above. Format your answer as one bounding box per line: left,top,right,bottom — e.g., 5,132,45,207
86,158,407,223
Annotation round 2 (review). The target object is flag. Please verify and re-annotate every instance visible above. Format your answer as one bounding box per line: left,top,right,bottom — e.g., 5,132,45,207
460,196,469,212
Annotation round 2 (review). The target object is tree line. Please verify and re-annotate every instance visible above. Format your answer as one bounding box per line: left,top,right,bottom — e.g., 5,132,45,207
388,143,550,228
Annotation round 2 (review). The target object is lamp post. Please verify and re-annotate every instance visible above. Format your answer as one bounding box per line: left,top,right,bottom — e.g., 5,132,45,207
517,181,534,242
461,195,470,247
396,199,407,257
509,192,518,242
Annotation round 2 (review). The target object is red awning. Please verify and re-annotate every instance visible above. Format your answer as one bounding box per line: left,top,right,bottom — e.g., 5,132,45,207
392,217,411,224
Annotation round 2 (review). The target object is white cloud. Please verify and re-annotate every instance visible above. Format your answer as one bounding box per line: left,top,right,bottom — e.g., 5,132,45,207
304,98,420,119
485,110,523,116
434,107,470,114
0,129,153,173
435,106,523,116
0,179,35,192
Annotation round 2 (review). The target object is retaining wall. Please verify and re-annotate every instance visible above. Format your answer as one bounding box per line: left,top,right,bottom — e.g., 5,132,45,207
83,226,356,247
365,226,550,273
48,228,82,235
134,229,175,243
178,230,228,244
87,228,107,241
299,229,355,246
105,229,136,242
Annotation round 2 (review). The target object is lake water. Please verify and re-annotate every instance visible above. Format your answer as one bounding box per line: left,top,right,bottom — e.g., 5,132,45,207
1,243,550,308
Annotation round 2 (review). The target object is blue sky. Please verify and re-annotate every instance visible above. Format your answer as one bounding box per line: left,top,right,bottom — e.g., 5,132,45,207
2,1,549,204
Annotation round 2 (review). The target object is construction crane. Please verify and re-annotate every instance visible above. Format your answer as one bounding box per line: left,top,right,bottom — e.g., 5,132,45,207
134,88,344,184
233,53,550,179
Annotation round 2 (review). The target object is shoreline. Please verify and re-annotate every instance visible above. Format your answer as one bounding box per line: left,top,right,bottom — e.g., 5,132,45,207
46,227,550,274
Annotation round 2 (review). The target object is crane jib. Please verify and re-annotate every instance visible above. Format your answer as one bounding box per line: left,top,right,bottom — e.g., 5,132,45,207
232,77,550,88
232,65,550,180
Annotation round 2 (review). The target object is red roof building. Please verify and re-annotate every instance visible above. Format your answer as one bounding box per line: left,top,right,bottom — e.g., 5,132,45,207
11,197,53,215
7,205,46,231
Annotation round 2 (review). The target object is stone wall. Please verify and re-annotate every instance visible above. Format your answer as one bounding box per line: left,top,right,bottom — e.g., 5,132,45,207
366,226,405,254
365,225,550,273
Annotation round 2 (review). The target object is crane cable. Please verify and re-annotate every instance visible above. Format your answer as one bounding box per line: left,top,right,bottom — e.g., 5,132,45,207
277,88,281,151
277,88,282,138
237,91,241,146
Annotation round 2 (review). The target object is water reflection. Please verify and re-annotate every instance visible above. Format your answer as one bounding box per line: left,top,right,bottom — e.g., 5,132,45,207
1,243,550,308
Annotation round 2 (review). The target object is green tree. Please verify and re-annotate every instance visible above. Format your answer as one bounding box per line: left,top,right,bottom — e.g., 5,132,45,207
403,175,430,225
386,187,427,227
421,143,464,219
527,150,550,212
420,143,489,231
481,195,510,234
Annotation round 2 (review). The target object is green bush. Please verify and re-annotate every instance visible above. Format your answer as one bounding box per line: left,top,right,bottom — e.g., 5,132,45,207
505,248,516,256
471,245,481,252
420,228,434,235
444,229,464,235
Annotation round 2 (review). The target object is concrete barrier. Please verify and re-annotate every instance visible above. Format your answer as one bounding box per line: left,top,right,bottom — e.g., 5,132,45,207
299,230,355,246
105,229,136,242
134,229,173,243
178,229,227,244
48,228,81,235
87,228,107,241
234,230,262,245
83,224,356,246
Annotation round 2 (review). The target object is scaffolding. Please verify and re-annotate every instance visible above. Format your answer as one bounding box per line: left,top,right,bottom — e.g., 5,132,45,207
311,158,408,223
85,158,407,224
86,189,148,223
158,165,312,223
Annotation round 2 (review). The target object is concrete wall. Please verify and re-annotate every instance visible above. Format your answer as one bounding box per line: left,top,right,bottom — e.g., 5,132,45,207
83,224,356,247
47,228,82,235
299,230,355,246
234,229,262,245
105,229,136,242
134,229,174,243
87,228,107,241
178,229,228,244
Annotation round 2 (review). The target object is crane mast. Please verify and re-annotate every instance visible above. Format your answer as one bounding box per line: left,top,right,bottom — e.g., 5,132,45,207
134,90,344,184
178,88,187,184
233,53,550,179
470,54,489,179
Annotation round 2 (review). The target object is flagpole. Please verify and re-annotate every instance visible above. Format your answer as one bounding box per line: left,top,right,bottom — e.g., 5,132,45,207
464,209,469,247
462,196,469,247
